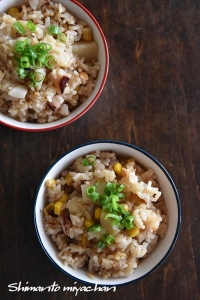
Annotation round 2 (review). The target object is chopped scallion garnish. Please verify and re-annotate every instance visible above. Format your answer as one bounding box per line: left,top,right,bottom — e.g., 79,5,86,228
13,39,55,86
96,240,106,249
19,56,30,68
26,20,37,32
48,25,61,35
17,68,28,79
87,185,99,201
88,224,101,232
57,32,66,43
86,182,135,233
105,213,122,221
96,234,115,249
45,55,55,68
13,21,26,35
82,155,96,166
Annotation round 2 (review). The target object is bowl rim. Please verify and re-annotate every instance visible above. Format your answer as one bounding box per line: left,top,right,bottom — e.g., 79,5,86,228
34,140,181,286
0,0,109,132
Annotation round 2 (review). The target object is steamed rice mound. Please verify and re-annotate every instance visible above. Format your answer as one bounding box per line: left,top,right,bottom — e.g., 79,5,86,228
44,151,168,279
0,2,99,123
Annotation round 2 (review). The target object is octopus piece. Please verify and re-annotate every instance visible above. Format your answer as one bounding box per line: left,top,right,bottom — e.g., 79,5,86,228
59,76,70,94
48,95,64,111
8,85,28,99
49,69,71,93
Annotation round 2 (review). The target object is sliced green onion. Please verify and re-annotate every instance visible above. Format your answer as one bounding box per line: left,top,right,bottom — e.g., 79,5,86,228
88,224,101,232
86,185,99,202
13,21,26,35
13,39,55,85
17,68,28,79
19,56,30,68
120,214,134,229
32,58,43,69
33,72,45,82
96,234,115,249
15,40,29,53
86,180,135,236
82,155,96,166
44,55,55,68
87,186,96,195
26,20,36,32
104,234,115,244
104,182,125,197
57,32,66,43
34,42,52,52
35,54,46,65
96,241,106,249
29,72,44,87
48,25,61,35
105,213,122,221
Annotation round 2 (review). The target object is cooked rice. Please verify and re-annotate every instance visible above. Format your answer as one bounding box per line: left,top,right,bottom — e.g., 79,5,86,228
44,151,168,279
0,2,99,123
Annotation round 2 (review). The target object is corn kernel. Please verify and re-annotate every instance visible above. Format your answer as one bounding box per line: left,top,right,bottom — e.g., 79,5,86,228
65,174,73,186
84,219,94,228
7,7,20,18
113,162,122,175
54,201,63,215
95,207,102,219
44,203,55,216
81,235,88,247
82,27,92,41
122,204,129,212
57,193,68,203
45,179,56,188
127,227,140,237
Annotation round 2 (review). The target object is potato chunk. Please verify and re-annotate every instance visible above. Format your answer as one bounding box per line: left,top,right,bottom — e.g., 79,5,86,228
72,41,98,62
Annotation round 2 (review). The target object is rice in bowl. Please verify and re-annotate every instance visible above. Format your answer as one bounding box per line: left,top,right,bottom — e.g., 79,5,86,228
43,150,168,279
0,1,100,123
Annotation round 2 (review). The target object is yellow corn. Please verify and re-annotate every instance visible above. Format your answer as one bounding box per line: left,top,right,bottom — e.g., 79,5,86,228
54,201,63,215
65,174,73,186
122,204,129,212
84,219,94,228
45,179,56,188
82,27,92,41
44,203,55,216
57,193,68,203
127,227,140,237
7,7,20,18
113,162,122,175
81,235,88,247
95,207,102,219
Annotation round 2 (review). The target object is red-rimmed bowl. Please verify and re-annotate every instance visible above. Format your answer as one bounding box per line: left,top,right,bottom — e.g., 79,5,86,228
0,0,109,131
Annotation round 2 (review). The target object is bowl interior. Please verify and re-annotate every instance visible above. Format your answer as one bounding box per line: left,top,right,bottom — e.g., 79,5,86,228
0,0,109,131
34,141,181,286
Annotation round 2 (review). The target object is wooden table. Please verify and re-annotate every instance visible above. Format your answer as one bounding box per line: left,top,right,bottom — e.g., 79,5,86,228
1,0,200,299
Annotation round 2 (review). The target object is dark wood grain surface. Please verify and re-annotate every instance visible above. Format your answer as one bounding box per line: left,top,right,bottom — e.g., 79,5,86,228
1,0,200,299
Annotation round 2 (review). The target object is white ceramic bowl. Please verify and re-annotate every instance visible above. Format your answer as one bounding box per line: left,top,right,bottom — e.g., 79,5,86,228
34,141,181,286
0,0,109,131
